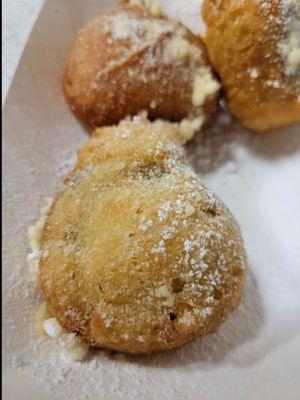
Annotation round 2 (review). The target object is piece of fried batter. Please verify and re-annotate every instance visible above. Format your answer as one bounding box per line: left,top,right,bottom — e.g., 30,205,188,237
202,0,300,132
39,117,246,354
63,5,220,141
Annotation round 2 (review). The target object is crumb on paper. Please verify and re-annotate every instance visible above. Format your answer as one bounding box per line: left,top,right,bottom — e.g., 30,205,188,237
59,330,89,362
44,318,63,338
35,302,50,335
27,197,53,282
28,197,53,251
39,313,89,361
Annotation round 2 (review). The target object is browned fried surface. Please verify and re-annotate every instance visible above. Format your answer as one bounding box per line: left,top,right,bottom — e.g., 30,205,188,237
39,118,246,354
63,5,219,131
202,0,300,132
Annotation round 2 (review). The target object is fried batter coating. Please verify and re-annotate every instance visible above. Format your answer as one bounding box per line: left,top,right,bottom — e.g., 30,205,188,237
39,117,246,354
202,0,300,132
63,5,220,140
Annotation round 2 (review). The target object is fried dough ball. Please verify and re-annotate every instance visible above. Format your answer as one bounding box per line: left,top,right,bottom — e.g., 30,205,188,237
202,0,300,132
39,117,246,354
63,5,220,142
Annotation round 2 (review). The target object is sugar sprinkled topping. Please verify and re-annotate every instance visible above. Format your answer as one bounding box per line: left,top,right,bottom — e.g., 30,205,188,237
103,11,173,45
248,68,260,79
32,117,246,356
82,5,219,142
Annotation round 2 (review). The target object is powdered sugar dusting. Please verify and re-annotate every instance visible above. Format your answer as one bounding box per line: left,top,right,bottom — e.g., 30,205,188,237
37,116,245,353
73,5,219,142
5,99,300,400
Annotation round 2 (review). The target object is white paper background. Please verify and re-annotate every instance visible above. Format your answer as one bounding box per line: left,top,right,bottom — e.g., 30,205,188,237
2,0,45,104
3,1,300,399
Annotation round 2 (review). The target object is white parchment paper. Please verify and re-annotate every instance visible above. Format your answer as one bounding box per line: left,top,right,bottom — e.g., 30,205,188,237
3,1,300,399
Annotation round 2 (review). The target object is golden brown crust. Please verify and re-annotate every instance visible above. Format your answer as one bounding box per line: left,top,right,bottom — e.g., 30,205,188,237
202,0,300,132
63,5,219,133
39,117,246,354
